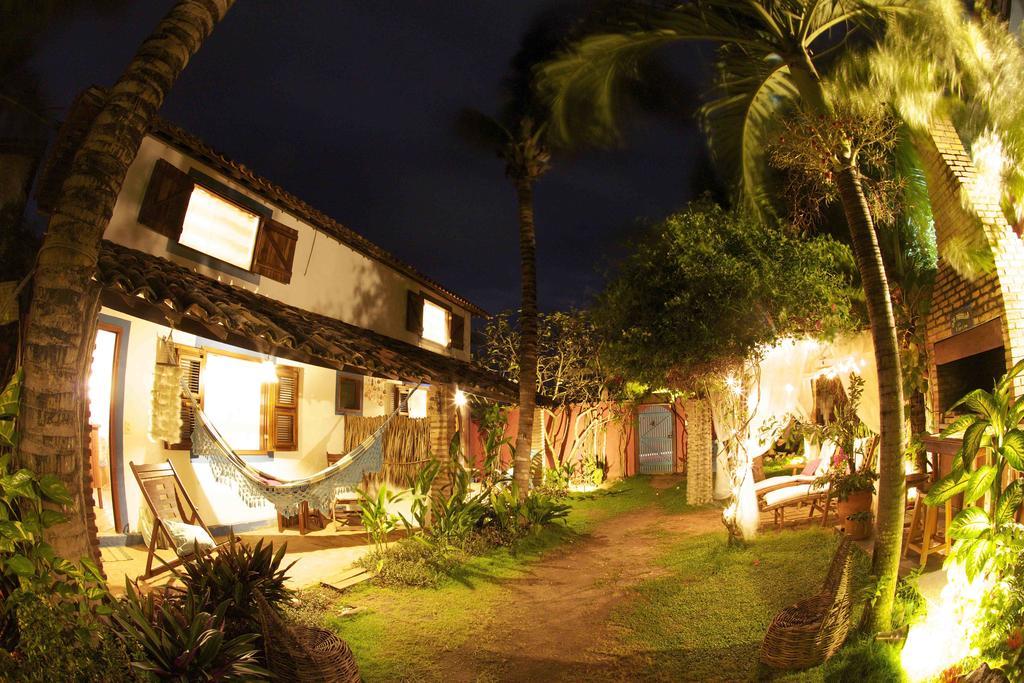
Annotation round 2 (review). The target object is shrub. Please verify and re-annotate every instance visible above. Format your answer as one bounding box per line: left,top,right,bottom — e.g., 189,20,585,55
0,600,139,682
358,539,460,588
823,636,905,682
0,376,131,681
177,537,294,628
113,583,268,681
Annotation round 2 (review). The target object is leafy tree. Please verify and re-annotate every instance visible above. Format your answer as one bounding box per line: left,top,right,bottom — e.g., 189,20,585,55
477,309,608,408
537,0,915,630
593,201,857,388
18,0,235,562
478,309,619,471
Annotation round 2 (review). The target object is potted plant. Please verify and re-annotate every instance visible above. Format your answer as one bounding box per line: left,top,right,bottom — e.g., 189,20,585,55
844,510,873,541
811,375,878,537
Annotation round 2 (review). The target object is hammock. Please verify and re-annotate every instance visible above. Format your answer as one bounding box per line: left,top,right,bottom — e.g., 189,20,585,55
183,377,421,516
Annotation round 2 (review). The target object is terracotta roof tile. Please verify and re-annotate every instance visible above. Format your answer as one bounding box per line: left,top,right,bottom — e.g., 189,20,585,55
95,240,517,402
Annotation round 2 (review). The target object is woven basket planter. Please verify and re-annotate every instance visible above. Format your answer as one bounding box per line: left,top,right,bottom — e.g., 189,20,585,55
256,592,361,682
759,538,854,670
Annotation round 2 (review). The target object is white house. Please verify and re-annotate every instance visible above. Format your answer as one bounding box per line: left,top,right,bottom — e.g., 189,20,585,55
36,87,517,548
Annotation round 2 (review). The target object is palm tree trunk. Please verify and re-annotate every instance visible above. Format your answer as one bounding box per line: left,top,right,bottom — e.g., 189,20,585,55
18,0,234,562
513,177,539,501
836,160,906,633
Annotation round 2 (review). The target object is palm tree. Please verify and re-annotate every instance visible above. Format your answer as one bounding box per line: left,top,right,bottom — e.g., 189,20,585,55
538,0,910,630
459,111,551,499
18,0,235,563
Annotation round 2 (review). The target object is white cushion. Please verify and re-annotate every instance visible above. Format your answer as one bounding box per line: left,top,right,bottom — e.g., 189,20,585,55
762,482,826,508
754,475,815,494
163,519,216,557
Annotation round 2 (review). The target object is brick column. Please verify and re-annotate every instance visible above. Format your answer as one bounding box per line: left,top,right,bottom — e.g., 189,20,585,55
426,383,457,499
684,398,713,505
921,118,1024,429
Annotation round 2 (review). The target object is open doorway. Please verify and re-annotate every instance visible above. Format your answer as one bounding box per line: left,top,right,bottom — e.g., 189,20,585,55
88,323,123,535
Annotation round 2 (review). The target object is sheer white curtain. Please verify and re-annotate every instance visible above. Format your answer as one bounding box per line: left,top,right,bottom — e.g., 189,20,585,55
707,337,877,540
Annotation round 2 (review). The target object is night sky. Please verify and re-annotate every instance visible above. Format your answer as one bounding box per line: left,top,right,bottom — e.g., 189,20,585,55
29,1,713,314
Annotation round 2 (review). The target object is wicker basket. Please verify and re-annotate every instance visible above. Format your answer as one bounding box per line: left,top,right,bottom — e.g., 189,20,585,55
255,591,361,682
759,537,854,670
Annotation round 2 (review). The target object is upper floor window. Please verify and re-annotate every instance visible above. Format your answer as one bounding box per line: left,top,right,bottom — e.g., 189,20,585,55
421,298,450,346
138,159,299,284
178,186,262,270
406,290,465,351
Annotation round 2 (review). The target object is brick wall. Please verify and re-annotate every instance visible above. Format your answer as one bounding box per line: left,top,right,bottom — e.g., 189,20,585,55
922,118,1024,429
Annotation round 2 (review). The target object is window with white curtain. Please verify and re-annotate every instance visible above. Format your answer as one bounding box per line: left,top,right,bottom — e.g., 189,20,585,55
421,298,449,346
178,186,261,269
202,353,263,451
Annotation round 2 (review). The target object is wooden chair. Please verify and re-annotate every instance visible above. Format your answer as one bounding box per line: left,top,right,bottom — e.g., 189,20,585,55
760,483,834,529
760,537,854,670
130,460,232,579
328,452,362,527
277,502,327,535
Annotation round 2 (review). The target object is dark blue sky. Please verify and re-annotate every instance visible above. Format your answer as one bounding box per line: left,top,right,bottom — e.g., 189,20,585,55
29,1,713,313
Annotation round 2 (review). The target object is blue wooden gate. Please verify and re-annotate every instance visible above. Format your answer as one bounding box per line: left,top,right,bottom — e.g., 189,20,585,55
637,405,674,474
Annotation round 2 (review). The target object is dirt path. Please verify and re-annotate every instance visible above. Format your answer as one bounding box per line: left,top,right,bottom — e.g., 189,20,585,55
433,476,723,682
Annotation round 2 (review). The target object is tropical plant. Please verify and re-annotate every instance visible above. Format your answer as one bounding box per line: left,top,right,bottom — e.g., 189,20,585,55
471,403,512,486
113,583,267,681
459,12,573,501
810,375,879,501
357,485,403,554
485,485,570,537
425,459,490,548
399,458,442,534
0,369,118,670
538,0,912,630
925,359,1024,581
18,0,235,562
458,110,550,502
542,459,575,495
581,455,605,487
176,537,294,628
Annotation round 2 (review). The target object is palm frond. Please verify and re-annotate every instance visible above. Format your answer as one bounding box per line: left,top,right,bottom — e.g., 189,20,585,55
699,47,798,217
537,30,683,148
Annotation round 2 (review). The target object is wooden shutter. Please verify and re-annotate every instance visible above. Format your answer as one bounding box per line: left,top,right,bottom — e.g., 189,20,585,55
169,348,203,450
450,312,466,350
270,366,300,451
138,159,194,239
406,290,424,335
252,219,299,283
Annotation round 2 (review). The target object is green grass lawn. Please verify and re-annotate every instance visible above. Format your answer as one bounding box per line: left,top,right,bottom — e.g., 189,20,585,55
299,477,886,682
600,528,873,682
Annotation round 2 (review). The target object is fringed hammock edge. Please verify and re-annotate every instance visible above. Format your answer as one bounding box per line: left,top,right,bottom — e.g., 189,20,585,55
183,377,420,517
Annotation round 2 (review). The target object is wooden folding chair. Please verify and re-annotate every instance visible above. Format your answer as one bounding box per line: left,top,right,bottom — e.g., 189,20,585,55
130,460,232,579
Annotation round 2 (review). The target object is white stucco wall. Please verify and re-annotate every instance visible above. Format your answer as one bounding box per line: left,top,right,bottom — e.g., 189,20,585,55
101,307,424,532
103,135,472,359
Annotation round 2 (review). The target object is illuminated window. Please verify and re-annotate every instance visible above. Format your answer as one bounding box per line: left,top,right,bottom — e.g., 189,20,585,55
168,346,302,455
203,353,264,451
421,298,450,346
178,186,261,270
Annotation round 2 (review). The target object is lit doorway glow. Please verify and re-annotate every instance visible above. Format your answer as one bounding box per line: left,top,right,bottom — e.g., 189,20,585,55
88,326,121,535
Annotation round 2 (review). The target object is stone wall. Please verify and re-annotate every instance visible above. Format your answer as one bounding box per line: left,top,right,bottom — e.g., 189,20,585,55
684,398,714,505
